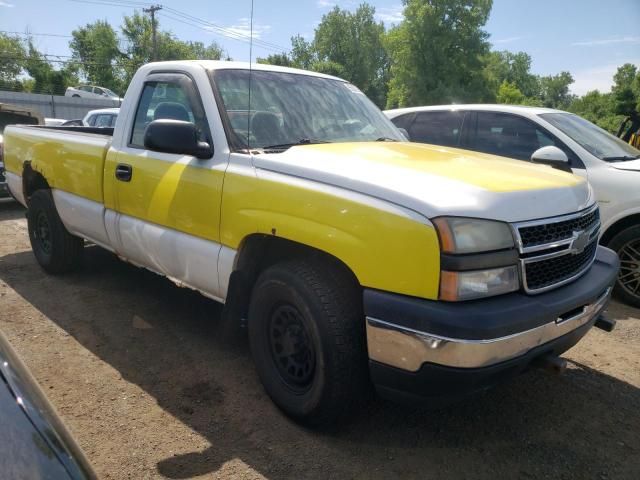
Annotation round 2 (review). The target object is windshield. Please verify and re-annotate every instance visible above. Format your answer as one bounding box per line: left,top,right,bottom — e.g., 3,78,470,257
540,112,639,161
211,69,404,150
103,88,119,98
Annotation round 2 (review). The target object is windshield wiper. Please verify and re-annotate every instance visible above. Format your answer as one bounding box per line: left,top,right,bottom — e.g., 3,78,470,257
602,155,640,162
261,138,331,151
375,136,398,142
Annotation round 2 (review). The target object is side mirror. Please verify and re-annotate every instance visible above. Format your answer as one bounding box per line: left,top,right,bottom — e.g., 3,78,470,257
144,119,213,159
530,146,570,171
397,127,410,141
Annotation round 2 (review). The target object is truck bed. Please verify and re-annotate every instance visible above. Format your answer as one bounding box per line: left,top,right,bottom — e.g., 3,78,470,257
3,124,113,205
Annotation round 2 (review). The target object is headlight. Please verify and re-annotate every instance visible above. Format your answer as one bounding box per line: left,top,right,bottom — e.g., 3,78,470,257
433,217,515,254
433,217,519,301
440,266,519,301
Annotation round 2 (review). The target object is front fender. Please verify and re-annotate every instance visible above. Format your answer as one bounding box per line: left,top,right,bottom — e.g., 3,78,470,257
221,168,441,300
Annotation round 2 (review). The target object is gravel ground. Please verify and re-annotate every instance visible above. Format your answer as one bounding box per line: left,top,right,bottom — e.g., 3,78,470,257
0,198,639,480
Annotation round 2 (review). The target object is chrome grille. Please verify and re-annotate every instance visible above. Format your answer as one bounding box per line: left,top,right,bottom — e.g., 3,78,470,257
519,208,600,249
514,204,600,294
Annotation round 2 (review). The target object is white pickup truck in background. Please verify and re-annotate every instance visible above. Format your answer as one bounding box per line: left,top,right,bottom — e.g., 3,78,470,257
386,105,640,307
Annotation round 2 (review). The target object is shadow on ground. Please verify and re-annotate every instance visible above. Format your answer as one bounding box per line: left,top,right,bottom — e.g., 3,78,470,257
0,199,26,221
0,245,639,479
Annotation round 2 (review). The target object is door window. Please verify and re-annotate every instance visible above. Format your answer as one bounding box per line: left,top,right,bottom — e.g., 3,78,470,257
130,79,208,148
94,114,113,127
407,111,465,147
473,112,561,161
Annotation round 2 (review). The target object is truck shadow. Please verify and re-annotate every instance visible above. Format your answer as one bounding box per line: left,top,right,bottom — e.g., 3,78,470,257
0,199,26,221
0,246,639,479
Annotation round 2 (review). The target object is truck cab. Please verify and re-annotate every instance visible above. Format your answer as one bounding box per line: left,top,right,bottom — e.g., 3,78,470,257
3,62,619,425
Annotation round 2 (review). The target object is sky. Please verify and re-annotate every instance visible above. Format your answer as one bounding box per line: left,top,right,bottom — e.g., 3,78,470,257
1,0,639,95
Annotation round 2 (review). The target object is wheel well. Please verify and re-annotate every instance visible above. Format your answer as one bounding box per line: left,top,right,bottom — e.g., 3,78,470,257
222,234,360,327
600,214,640,246
22,163,50,201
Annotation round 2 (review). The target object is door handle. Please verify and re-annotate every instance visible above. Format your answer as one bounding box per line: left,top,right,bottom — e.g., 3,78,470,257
115,163,132,182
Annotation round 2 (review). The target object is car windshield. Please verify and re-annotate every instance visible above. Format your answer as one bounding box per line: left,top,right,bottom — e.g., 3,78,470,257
540,112,640,161
103,88,119,98
211,69,404,150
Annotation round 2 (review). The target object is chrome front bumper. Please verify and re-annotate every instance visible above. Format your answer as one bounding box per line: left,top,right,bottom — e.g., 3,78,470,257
366,287,612,372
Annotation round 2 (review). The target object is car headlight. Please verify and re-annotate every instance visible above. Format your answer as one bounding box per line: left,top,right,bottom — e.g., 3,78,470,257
440,266,519,301
433,217,519,301
432,217,515,254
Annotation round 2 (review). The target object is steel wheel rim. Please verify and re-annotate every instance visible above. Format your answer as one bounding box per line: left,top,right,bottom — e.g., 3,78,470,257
34,211,52,255
268,304,316,391
618,239,640,297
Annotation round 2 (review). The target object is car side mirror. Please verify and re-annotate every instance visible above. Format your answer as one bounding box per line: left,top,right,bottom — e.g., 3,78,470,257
530,146,571,171
144,119,213,159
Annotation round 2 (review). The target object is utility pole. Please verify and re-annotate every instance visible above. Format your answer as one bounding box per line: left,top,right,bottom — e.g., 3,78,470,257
143,4,162,61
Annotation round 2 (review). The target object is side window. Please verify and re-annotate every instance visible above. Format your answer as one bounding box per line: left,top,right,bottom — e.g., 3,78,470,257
80,86,91,92
109,114,118,127
86,115,97,126
130,79,207,148
473,112,562,161
94,114,112,127
408,111,465,147
390,113,415,131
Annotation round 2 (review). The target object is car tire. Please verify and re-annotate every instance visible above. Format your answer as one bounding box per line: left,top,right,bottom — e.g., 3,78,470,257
248,259,368,427
27,190,83,274
72,94,80,98
607,224,640,308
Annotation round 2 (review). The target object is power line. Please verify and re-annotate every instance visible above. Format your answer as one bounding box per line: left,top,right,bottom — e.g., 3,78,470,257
0,30,73,38
67,0,289,53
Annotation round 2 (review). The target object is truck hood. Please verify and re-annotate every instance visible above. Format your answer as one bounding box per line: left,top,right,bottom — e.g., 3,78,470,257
252,142,593,223
610,159,640,172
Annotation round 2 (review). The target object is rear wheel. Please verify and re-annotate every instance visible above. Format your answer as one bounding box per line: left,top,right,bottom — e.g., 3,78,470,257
27,190,83,273
248,259,367,426
608,225,640,308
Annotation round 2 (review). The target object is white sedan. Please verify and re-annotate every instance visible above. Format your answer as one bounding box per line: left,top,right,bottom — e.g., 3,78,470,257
385,104,640,307
82,108,119,127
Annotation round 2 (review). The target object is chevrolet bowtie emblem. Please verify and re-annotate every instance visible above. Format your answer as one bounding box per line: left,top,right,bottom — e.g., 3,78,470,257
569,230,591,254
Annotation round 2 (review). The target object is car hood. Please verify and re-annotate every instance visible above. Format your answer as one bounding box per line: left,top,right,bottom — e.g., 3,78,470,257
610,159,640,171
252,142,593,223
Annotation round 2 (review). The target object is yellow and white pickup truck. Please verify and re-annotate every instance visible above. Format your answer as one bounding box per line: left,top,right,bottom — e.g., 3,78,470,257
3,61,619,425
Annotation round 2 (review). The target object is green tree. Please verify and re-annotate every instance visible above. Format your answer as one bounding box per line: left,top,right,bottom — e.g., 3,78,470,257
612,63,638,116
256,53,293,67
289,34,315,70
313,4,389,106
120,12,224,84
483,50,539,99
386,0,493,108
70,20,124,93
0,33,27,88
568,90,621,133
24,41,78,94
538,71,574,109
496,80,525,104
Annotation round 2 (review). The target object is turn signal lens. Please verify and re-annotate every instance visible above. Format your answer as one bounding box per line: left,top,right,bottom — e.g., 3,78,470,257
440,266,519,301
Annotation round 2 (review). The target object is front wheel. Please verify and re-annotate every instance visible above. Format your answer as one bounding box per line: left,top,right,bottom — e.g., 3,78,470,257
248,259,368,426
608,225,640,308
27,190,83,274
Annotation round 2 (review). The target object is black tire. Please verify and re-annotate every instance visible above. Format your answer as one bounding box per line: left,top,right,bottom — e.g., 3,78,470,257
27,190,83,274
607,224,640,308
72,94,80,98
248,259,368,426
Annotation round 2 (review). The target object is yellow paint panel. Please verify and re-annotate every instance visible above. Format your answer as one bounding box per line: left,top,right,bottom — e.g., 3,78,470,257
221,170,440,299
4,128,109,203
105,152,224,241
301,142,584,192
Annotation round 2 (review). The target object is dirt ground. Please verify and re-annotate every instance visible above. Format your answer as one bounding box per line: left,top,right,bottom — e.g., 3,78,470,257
0,198,639,480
